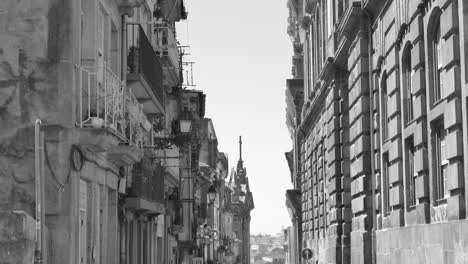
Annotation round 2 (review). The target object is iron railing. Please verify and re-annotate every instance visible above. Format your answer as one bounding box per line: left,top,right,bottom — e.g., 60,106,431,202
127,24,164,104
77,64,126,136
77,65,150,152
130,157,165,203
154,22,180,70
124,90,151,151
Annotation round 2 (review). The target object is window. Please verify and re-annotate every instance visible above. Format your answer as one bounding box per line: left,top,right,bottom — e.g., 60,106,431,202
310,26,317,85
322,3,327,63
433,122,448,201
305,36,312,97
406,138,416,207
316,7,322,73
383,154,391,214
110,21,120,76
327,0,333,38
431,16,442,103
381,75,389,140
403,44,414,123
336,0,345,20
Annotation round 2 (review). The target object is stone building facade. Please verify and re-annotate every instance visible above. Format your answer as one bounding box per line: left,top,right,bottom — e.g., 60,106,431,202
229,137,255,264
0,1,238,264
285,0,468,263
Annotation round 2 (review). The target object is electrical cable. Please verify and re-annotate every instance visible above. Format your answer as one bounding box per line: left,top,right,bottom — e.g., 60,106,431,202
43,140,72,191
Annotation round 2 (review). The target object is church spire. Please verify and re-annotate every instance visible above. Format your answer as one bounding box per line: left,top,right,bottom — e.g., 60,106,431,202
237,136,244,170
239,136,243,162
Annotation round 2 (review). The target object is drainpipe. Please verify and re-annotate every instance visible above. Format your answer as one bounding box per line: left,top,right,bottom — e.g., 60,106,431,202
35,119,46,263
164,214,168,264
120,221,126,264
360,2,376,264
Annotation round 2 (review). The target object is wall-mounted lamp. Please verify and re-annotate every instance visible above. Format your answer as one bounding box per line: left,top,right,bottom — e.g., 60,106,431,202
151,111,193,149
207,184,217,204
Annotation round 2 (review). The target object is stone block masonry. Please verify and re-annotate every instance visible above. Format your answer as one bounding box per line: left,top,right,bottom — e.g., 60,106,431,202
285,0,468,263
0,211,36,264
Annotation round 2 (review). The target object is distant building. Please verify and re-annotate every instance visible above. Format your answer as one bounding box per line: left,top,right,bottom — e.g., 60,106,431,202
230,137,255,264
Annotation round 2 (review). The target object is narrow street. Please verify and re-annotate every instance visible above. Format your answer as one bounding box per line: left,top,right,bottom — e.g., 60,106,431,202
0,1,254,263
1,0,468,264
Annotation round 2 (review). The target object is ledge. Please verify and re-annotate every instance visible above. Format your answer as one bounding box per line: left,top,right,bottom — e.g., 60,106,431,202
336,1,363,38
107,144,143,166
0,211,36,242
125,197,165,215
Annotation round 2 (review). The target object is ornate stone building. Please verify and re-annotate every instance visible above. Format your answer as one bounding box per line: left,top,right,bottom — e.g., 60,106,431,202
285,0,468,263
229,137,255,264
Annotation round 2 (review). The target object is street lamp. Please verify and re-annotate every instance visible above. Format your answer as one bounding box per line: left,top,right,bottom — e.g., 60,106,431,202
177,117,192,134
207,184,217,204
151,112,193,149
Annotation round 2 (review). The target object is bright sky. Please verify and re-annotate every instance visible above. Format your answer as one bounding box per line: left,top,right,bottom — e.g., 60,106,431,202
177,0,293,235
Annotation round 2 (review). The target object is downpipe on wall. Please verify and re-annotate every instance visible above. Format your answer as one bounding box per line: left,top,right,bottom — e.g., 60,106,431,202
34,119,46,263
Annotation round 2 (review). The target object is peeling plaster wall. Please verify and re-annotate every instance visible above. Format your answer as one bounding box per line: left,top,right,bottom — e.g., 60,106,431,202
0,0,77,263
0,0,75,210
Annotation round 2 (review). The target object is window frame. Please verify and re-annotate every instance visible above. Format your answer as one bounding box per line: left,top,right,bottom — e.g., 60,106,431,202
433,122,449,203
382,153,391,215
406,137,417,208
402,43,414,123
430,15,443,104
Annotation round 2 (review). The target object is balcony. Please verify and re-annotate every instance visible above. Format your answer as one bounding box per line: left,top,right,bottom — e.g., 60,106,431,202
77,65,148,165
154,22,180,87
77,65,126,150
126,157,165,215
107,91,150,165
127,24,165,115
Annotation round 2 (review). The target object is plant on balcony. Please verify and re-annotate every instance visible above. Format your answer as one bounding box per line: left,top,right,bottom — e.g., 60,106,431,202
127,46,140,73
150,113,166,133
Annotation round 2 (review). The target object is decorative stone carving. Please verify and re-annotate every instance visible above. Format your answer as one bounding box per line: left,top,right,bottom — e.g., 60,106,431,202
301,15,311,30
293,42,303,55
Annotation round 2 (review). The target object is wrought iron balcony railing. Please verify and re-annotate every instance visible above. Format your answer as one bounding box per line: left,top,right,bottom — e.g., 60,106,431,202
130,157,165,203
77,64,126,137
124,90,151,151
154,22,179,69
127,24,164,104
77,64,150,153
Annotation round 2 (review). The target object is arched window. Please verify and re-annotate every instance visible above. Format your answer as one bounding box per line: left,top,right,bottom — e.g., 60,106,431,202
316,7,322,73
402,43,413,122
430,14,442,103
310,25,317,85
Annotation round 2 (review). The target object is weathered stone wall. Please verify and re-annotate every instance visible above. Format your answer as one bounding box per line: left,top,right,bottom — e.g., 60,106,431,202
0,0,126,263
376,219,468,264
0,0,74,214
0,1,76,262
348,20,373,264
0,211,36,264
293,0,468,263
